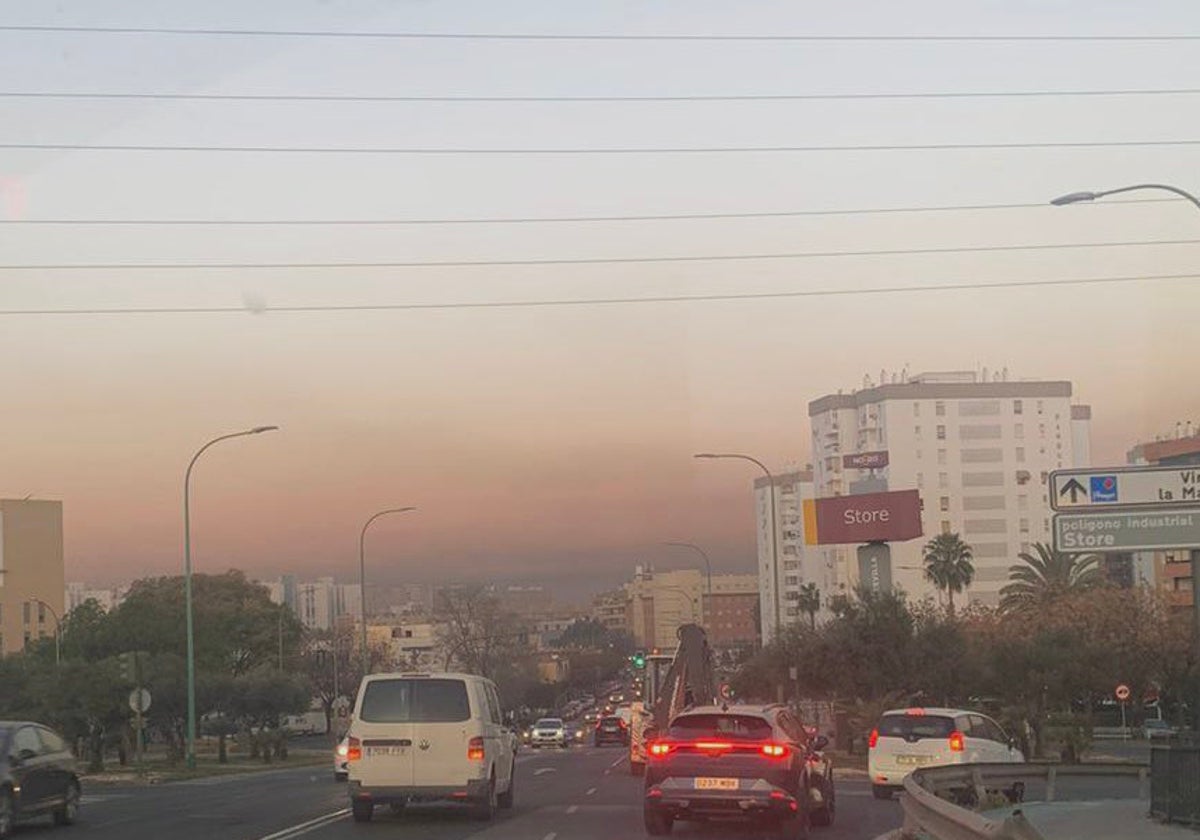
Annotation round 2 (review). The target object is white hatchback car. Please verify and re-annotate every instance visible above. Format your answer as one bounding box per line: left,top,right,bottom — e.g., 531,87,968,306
868,707,1024,799
345,672,516,822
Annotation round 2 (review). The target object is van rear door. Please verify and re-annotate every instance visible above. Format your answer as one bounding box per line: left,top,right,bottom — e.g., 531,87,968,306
409,677,476,788
353,678,417,787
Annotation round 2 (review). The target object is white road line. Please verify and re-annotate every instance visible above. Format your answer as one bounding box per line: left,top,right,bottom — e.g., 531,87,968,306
542,833,557,840
608,754,626,768
534,767,556,776
586,787,597,796
253,809,349,840
566,804,579,814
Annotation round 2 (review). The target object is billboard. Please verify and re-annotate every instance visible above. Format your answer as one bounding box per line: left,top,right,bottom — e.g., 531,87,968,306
843,450,889,470
802,489,923,545
857,543,894,593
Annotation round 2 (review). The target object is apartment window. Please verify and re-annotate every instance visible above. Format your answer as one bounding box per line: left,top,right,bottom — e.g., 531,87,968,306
1039,423,1046,437
1020,518,1030,533
1018,494,1029,510
1015,423,1024,438
915,449,923,461
1016,446,1025,462
784,576,799,585
915,425,922,439
936,401,946,416
937,449,947,465
916,472,924,489
936,425,946,440
1037,400,1044,414
22,602,30,624
913,402,920,416
38,604,45,624
1044,518,1050,531
1020,542,1031,554
941,520,952,534
1013,399,1023,415
938,472,949,489
940,496,950,511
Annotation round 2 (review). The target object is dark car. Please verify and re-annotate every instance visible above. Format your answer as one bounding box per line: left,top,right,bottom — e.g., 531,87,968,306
594,715,629,746
643,704,832,838
0,721,81,838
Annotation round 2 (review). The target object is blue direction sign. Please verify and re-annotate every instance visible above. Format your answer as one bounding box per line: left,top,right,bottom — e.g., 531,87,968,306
1050,466,1200,511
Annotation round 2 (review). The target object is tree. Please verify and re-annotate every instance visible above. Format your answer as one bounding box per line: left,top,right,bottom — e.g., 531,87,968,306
797,583,821,630
435,586,526,680
1000,542,1103,614
923,532,975,617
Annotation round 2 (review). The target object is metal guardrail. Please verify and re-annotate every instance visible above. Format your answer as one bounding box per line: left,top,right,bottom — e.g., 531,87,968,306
1150,743,1200,826
894,762,1149,840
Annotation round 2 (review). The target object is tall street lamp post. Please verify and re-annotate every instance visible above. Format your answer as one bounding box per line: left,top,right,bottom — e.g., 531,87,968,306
184,425,278,769
694,453,781,640
27,598,60,665
359,507,417,671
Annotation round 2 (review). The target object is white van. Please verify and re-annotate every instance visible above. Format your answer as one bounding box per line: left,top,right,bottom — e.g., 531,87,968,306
345,672,516,822
868,707,1024,799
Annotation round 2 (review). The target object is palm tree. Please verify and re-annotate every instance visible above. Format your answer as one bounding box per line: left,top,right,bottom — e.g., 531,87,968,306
797,582,821,630
1000,542,1103,613
922,532,975,617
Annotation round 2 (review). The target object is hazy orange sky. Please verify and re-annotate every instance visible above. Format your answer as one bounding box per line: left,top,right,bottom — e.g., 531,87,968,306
1,1,1198,599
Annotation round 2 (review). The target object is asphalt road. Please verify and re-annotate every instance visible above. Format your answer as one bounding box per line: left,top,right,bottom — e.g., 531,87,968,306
29,745,905,840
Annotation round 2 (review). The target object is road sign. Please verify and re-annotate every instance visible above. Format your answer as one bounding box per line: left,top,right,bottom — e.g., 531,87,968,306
1115,684,1131,702
1050,466,1200,511
1053,508,1200,552
128,688,151,714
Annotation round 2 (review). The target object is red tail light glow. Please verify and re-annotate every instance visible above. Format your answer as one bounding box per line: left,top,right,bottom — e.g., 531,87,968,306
948,731,965,752
760,743,790,758
648,741,674,757
695,741,734,752
346,736,362,761
468,736,485,761
868,729,879,749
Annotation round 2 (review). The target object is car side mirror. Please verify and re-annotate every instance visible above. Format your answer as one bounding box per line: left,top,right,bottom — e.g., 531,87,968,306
811,735,829,751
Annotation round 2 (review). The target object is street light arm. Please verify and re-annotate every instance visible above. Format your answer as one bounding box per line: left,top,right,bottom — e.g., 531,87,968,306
694,453,773,480
663,541,713,596
358,506,417,670
1051,183,1200,211
185,427,279,489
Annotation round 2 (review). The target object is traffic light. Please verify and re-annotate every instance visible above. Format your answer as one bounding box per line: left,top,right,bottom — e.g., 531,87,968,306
118,652,135,682
631,651,646,670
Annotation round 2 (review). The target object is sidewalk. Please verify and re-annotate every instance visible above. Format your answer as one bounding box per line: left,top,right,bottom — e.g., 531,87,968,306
983,799,1191,839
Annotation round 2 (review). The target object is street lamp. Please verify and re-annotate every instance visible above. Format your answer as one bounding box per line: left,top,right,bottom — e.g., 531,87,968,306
26,598,60,665
663,542,712,596
183,425,278,769
359,507,417,671
1050,183,1200,212
694,453,781,639
655,586,701,632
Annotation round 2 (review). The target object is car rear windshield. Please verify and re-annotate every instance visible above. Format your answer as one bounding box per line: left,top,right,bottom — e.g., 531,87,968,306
667,714,773,740
600,717,622,725
535,718,562,727
360,678,471,723
877,714,956,740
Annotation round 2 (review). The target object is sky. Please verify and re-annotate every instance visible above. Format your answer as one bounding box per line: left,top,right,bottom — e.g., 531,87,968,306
1,1,1198,601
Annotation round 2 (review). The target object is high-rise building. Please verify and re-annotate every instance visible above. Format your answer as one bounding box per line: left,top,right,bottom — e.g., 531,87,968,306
806,370,1092,607
0,499,65,655
263,576,361,631
754,469,826,642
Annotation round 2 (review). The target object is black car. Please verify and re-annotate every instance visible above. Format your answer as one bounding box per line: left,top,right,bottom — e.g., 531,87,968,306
643,704,832,838
0,721,81,839
594,715,629,746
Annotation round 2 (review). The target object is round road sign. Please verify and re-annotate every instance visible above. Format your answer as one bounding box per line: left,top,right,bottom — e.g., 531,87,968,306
1115,684,1131,702
128,688,152,714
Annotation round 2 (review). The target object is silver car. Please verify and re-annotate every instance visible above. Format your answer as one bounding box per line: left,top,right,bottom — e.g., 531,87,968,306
530,717,568,749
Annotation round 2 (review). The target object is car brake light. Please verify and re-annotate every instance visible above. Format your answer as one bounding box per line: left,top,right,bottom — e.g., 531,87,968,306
948,731,965,752
760,743,789,759
618,719,627,729
346,736,362,761
468,736,485,761
648,741,674,757
905,708,926,716
868,729,879,749
695,740,735,752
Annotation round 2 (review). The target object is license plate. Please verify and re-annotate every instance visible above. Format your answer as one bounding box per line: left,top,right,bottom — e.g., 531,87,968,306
896,755,929,765
694,777,739,790
366,746,408,757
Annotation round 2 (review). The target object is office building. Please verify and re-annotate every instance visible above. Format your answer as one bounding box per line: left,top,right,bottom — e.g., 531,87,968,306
0,499,65,655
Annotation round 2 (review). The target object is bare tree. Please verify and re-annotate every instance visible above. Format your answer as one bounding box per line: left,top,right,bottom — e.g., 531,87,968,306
435,586,526,679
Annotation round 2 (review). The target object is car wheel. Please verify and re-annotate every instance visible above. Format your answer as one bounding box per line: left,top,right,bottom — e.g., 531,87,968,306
0,789,13,840
53,780,81,826
471,776,497,821
498,762,516,809
811,778,835,827
872,784,893,800
643,806,673,836
351,800,374,822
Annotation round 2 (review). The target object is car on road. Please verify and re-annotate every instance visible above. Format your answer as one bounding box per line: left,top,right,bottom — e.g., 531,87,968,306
0,721,81,839
868,707,1024,799
344,672,516,823
530,717,569,749
594,715,629,746
1143,719,1177,740
643,704,831,837
334,736,349,781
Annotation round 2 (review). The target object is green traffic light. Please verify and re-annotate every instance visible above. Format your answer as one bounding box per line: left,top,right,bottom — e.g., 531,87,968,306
632,651,646,669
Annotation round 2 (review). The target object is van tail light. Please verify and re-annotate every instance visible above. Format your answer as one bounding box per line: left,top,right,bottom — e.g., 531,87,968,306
760,743,790,759
346,736,362,762
948,731,965,752
468,736,486,761
648,741,674,758
868,729,879,749
618,719,627,729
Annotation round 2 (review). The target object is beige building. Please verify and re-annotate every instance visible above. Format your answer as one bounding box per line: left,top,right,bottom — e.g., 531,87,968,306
625,567,758,651
0,499,65,655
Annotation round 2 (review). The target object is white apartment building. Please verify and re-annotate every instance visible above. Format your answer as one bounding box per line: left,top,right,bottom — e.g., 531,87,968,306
753,470,832,641
807,370,1092,607
263,576,362,631
65,582,129,613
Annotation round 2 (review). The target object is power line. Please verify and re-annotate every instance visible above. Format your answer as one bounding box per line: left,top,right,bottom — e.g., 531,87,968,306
4,88,1200,103
0,197,1178,226
0,272,1191,317
5,238,1198,271
3,139,1197,154
2,25,1198,41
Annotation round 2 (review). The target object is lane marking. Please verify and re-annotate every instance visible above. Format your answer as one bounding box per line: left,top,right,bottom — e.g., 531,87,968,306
543,834,557,840
586,787,597,796
609,755,627,768
534,767,556,776
566,804,579,814
253,808,349,840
